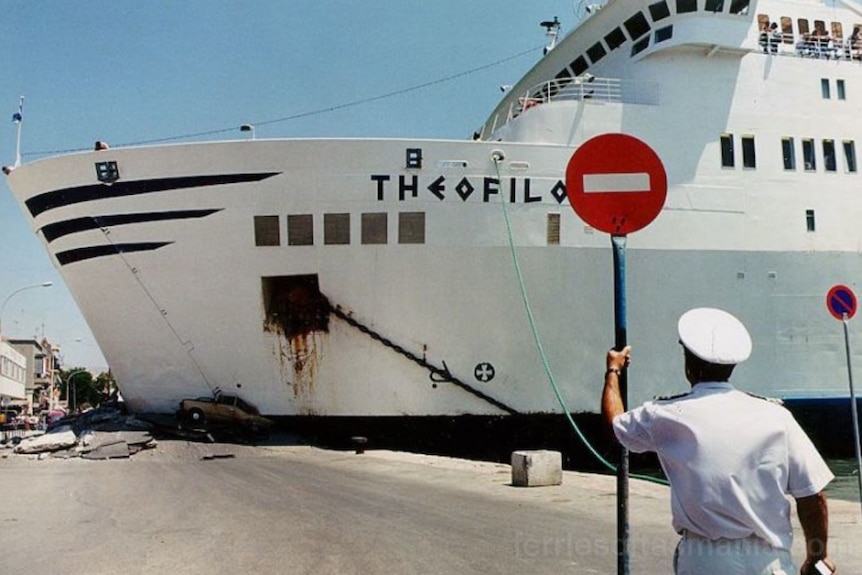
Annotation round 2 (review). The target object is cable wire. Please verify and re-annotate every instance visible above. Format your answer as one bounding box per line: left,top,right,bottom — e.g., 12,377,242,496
24,45,542,158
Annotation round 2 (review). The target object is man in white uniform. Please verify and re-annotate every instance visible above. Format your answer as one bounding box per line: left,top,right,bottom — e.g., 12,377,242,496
602,307,836,575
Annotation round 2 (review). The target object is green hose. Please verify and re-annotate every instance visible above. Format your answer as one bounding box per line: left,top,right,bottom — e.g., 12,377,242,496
491,154,668,486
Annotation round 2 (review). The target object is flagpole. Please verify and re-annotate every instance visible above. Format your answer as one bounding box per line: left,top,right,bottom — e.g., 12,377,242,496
14,96,24,167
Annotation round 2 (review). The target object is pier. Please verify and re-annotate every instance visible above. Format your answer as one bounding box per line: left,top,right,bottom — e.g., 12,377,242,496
2,436,860,574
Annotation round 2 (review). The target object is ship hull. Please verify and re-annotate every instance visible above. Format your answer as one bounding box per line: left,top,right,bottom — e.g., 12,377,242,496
6,138,862,418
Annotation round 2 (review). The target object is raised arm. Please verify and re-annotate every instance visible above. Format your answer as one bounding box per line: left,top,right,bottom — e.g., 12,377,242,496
601,346,631,436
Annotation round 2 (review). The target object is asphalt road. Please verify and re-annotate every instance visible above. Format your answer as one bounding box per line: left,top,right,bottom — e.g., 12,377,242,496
1,439,859,575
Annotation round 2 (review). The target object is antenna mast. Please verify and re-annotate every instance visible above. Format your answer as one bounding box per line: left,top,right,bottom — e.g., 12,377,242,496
541,17,561,54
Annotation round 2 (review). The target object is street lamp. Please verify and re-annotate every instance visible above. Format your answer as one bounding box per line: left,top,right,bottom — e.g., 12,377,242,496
64,369,89,414
0,281,53,337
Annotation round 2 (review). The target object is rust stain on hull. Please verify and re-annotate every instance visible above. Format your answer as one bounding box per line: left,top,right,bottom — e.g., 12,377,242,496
262,275,330,409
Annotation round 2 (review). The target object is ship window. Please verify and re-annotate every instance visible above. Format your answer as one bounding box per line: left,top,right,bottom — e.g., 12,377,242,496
837,79,846,100
254,215,280,246
324,213,350,245
823,140,837,172
655,25,673,43
797,19,810,37
287,214,314,246
398,212,425,244
831,22,843,39
757,14,769,36
676,0,697,14
780,17,793,44
802,139,816,171
555,69,573,81
806,209,816,232
569,56,589,76
649,1,671,21
361,213,388,245
843,141,857,173
741,136,756,168
605,27,627,50
587,42,607,64
729,0,750,15
632,36,651,56
720,134,735,168
782,137,796,170
813,20,827,37
547,213,561,245
821,79,831,99
624,12,650,41
705,0,724,13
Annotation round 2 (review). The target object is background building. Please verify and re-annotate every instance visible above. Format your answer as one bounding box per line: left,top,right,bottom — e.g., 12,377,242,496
7,338,60,414
0,340,27,411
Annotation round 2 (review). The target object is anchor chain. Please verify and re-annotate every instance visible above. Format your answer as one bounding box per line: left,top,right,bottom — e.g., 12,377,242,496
327,304,519,415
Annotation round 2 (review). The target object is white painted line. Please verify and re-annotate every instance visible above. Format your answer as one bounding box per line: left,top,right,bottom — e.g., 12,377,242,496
583,172,650,193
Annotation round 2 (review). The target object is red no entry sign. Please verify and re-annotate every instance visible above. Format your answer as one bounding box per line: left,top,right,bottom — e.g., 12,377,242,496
566,133,667,235
827,284,857,320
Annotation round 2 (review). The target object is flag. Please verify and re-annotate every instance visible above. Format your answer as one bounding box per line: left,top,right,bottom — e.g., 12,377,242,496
12,97,23,123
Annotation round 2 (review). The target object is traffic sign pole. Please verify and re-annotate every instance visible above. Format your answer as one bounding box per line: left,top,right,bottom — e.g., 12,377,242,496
612,234,630,575
825,284,862,517
841,315,862,517
566,133,667,575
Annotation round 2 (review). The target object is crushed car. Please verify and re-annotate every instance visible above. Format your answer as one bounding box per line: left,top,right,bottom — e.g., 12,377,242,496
177,392,273,438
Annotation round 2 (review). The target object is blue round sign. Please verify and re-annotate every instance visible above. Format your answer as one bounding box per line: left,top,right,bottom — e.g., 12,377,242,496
826,284,857,320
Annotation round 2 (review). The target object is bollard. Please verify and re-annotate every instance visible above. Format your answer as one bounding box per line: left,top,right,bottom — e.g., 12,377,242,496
511,450,562,487
351,436,368,455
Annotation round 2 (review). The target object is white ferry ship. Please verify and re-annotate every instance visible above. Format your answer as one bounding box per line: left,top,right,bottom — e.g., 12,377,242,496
5,0,862,435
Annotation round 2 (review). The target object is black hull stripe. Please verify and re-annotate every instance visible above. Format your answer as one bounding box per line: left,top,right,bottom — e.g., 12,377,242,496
40,209,223,242
56,242,173,265
26,172,279,217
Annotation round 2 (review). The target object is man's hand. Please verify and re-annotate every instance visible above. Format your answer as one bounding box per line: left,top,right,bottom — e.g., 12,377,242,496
601,346,632,435
606,346,632,373
800,556,836,575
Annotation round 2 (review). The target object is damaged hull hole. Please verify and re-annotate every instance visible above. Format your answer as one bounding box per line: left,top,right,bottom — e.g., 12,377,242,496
262,275,330,401
262,275,330,337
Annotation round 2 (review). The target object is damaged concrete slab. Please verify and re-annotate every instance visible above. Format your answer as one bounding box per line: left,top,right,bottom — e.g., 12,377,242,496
81,440,131,460
2,401,274,460
12,426,77,454
9,403,158,459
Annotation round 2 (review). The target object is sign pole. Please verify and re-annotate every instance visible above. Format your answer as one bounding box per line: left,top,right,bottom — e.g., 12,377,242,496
841,314,862,516
566,133,668,575
612,234,630,575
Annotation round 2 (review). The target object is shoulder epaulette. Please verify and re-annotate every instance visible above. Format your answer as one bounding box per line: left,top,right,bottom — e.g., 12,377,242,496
652,391,691,402
743,391,784,405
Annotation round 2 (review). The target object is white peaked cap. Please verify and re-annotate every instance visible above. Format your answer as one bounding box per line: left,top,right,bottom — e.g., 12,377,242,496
677,307,752,365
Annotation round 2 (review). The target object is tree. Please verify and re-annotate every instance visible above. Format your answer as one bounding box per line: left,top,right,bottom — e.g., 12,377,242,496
95,370,118,400
59,368,100,412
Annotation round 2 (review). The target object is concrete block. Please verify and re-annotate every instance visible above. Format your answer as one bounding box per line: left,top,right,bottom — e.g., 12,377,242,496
511,450,562,487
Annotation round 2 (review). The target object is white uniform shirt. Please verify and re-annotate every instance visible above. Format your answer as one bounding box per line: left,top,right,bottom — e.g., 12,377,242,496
613,381,834,551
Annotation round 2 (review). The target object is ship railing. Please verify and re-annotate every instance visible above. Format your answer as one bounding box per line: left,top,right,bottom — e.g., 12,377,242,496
764,30,862,61
483,76,658,138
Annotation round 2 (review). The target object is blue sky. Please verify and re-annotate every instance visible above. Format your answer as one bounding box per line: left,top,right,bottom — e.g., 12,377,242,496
0,1,576,371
